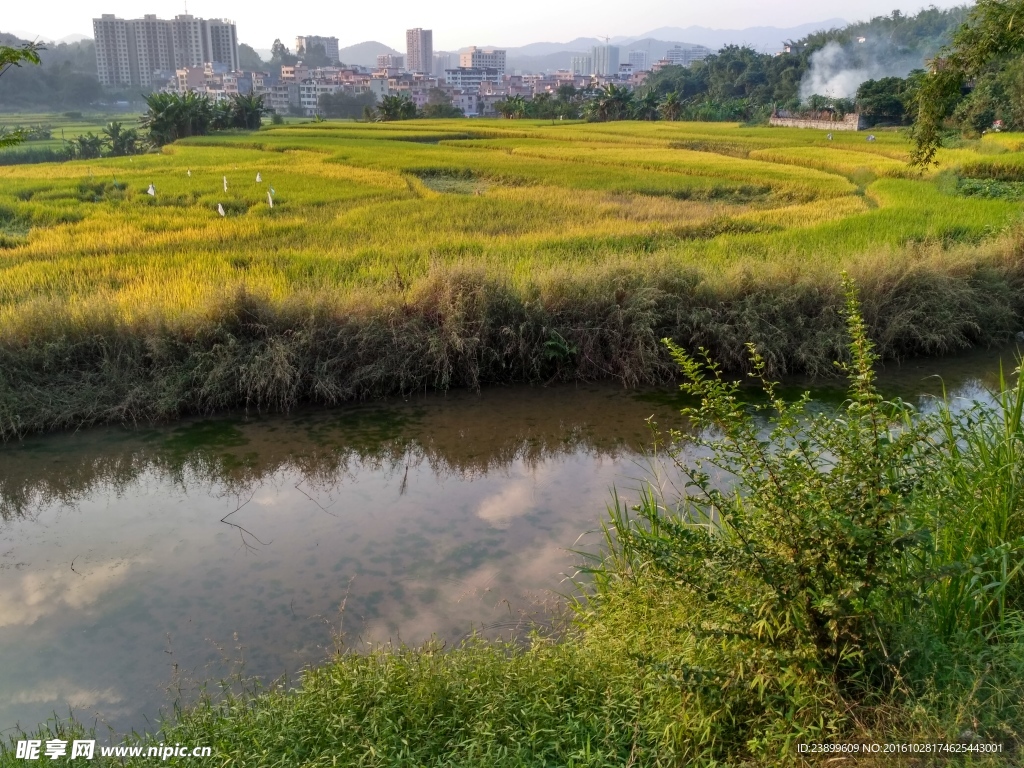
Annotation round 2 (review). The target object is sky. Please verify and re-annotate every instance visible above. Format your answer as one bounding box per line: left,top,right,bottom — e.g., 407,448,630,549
7,0,971,51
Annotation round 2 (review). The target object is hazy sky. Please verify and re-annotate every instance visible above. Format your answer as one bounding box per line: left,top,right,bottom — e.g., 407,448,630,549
7,0,970,50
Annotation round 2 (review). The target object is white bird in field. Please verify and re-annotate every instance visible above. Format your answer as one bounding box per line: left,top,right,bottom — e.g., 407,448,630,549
267,190,273,208
256,172,262,183
867,134,876,142
187,169,191,177
217,203,226,217
827,133,833,140
223,176,228,192
147,183,156,196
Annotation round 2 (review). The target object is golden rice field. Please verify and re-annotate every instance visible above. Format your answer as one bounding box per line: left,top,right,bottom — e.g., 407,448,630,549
1,119,1023,436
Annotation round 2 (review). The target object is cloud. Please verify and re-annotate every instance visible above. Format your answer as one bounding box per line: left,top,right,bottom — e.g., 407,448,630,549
0,556,146,628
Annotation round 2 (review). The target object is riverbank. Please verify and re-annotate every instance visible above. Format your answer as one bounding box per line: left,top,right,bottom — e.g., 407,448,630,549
3,301,1021,766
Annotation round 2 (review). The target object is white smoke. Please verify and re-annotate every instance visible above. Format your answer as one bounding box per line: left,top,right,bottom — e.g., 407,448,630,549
799,40,923,101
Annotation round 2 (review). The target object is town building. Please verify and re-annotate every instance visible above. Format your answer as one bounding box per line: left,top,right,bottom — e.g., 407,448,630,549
432,52,452,76
377,54,405,70
459,47,506,76
627,50,648,72
569,55,592,76
663,44,711,67
443,66,501,92
591,44,619,76
93,12,239,88
406,28,433,73
295,36,340,64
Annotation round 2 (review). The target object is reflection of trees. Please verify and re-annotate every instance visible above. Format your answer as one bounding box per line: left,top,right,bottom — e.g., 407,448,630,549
0,391,682,521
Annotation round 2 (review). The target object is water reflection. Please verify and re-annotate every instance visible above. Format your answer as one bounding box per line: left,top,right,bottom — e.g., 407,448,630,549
0,348,1015,737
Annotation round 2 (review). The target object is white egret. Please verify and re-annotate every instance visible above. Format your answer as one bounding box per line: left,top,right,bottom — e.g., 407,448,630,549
217,203,226,217
147,184,156,196
256,172,262,183
187,169,191,177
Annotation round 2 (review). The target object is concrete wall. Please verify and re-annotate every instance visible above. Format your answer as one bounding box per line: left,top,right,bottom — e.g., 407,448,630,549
769,113,865,131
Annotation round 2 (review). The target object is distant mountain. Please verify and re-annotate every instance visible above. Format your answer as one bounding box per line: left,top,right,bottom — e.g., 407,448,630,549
619,20,847,52
4,30,91,44
493,19,850,72
338,40,401,67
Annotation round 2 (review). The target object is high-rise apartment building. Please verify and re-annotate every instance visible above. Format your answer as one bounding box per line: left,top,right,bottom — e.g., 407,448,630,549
93,15,132,87
295,36,340,64
569,55,592,76
664,44,711,66
93,13,239,88
432,52,452,76
458,47,506,75
591,44,620,76
627,50,648,71
406,28,433,73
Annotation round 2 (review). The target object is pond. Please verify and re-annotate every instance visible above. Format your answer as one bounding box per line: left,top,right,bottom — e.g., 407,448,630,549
0,346,1017,738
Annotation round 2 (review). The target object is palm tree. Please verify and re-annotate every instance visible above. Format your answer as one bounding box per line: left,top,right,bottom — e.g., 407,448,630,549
507,94,527,118
376,95,417,121
102,121,142,156
658,92,684,121
141,91,216,146
230,94,267,129
632,90,660,120
589,84,634,122
71,133,105,159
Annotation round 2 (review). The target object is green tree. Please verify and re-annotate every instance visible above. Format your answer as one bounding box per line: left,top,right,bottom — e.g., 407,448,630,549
303,43,332,67
319,91,377,119
269,39,298,68
102,121,142,156
0,42,43,148
229,93,267,129
658,91,683,121
238,43,266,71
420,88,463,118
631,90,660,120
585,84,634,121
856,76,913,126
911,0,1024,166
375,94,417,121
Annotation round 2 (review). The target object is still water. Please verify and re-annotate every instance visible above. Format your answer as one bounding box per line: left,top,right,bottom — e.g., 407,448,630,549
0,348,1017,738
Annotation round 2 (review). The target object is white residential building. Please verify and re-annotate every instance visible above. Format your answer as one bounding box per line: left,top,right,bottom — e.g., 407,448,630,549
627,50,648,71
443,67,501,93
591,44,620,76
93,12,239,88
569,55,592,76
459,47,506,76
664,44,711,67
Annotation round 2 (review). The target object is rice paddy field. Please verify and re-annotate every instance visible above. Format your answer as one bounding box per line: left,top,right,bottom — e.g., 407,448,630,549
0,111,133,155
1,119,1023,437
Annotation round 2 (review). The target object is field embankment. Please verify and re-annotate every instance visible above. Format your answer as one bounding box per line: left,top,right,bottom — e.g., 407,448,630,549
1,120,1023,438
